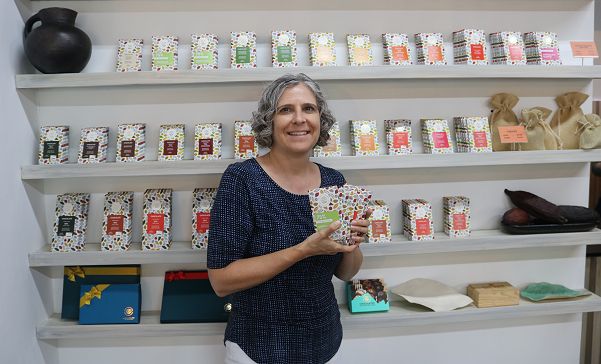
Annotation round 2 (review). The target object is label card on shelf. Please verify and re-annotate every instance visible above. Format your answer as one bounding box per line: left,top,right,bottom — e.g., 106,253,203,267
498,126,528,143
570,41,599,58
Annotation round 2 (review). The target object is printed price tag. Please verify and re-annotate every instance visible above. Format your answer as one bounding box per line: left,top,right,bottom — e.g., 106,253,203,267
498,126,528,144
570,41,599,58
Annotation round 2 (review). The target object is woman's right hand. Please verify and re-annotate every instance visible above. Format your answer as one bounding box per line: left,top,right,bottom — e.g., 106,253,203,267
297,221,358,258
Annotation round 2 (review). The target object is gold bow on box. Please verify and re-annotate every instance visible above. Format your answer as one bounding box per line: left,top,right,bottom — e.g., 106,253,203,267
79,284,110,308
65,266,85,282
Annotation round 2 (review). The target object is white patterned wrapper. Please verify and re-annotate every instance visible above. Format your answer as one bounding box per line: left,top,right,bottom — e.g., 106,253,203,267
309,33,336,67
452,29,488,65
152,36,178,71
194,123,221,160
350,120,380,156
192,188,217,249
368,200,392,243
313,121,342,157
38,126,69,165
524,32,561,65
489,32,526,65
116,123,145,163
116,39,143,72
78,127,109,164
142,189,172,250
385,119,412,155
51,193,90,252
309,186,345,244
421,119,454,154
101,191,134,251
272,30,298,68
231,32,257,68
347,34,374,66
382,33,412,66
402,199,434,241
415,33,447,65
453,117,492,153
191,34,218,70
443,196,471,238
234,121,257,159
158,124,185,161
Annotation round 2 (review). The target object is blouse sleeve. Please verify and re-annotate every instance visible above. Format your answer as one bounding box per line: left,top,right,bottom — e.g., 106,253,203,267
207,164,254,269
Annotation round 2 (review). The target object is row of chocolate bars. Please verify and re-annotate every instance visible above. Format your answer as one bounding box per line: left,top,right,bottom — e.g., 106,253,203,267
117,30,562,72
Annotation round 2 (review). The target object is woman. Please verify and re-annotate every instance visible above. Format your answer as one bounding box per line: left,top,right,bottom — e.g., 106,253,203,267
208,73,369,364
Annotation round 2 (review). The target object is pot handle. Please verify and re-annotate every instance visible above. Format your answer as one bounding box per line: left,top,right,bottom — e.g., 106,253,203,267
23,12,41,40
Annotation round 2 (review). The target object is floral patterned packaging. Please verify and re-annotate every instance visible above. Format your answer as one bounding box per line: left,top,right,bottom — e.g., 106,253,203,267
350,120,380,156
152,36,178,71
231,32,257,68
51,193,90,252
194,123,222,160
402,199,434,241
101,191,134,251
347,34,374,66
382,33,412,65
313,121,342,157
385,119,413,155
192,188,217,249
116,39,143,72
158,124,185,161
489,32,526,65
234,121,257,159
453,117,492,153
191,34,219,70
309,33,336,67
272,30,298,68
524,32,561,65
368,200,392,243
443,196,470,238
77,127,109,164
452,29,488,65
415,33,447,65
142,189,172,250
421,119,454,154
116,123,145,163
39,126,69,165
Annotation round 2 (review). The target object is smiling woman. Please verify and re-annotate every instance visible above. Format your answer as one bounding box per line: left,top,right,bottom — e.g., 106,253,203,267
207,73,370,364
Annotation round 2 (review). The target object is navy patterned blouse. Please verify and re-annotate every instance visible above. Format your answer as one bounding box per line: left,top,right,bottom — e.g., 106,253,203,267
207,158,346,364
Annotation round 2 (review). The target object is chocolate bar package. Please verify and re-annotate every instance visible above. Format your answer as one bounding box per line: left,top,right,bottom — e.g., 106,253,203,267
231,32,257,68
402,199,434,241
453,117,492,153
116,39,143,72
443,196,471,238
415,33,447,65
489,32,526,65
152,36,178,71
192,188,217,249
350,120,380,156
524,32,561,65
368,200,392,243
142,189,172,250
309,33,336,67
194,123,222,160
347,34,374,66
38,126,69,165
78,127,109,164
191,34,219,70
234,121,257,160
116,123,145,163
347,278,389,313
313,121,342,157
453,29,488,65
158,124,185,161
272,30,298,68
421,119,454,154
382,33,412,65
51,193,90,252
385,119,413,155
101,192,134,251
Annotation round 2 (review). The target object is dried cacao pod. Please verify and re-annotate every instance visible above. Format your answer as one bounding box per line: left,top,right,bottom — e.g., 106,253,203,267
504,189,567,224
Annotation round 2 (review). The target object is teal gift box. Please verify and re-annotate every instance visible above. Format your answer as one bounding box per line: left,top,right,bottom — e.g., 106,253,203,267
347,279,390,313
79,283,141,324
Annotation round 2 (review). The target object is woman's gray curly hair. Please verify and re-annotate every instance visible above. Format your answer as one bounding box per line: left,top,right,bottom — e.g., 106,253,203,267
251,73,336,148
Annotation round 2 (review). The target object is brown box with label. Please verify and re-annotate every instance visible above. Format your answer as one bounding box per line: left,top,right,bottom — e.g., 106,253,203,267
234,121,257,159
142,189,172,250
194,123,221,160
467,282,520,308
51,193,90,252
158,124,185,161
78,127,109,164
116,123,145,163
101,191,134,251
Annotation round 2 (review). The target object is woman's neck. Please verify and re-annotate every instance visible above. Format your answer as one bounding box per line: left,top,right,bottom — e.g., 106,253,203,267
261,149,313,177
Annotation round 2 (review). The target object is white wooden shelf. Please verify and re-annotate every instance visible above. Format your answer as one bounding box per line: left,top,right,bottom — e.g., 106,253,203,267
36,293,601,339
20,150,601,181
28,229,601,267
15,66,601,90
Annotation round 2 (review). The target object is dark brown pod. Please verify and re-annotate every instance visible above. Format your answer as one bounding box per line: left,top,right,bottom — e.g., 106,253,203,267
504,189,567,224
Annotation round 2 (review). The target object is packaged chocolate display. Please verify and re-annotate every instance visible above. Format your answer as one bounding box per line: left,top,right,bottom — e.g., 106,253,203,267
116,39,143,72
191,34,219,70
192,188,217,249
234,121,257,159
520,107,559,151
78,127,109,164
116,123,146,163
231,32,257,68
421,119,454,154
382,33,412,65
309,33,336,67
490,93,520,152
158,124,185,161
194,123,222,160
350,120,380,156
402,199,434,241
550,91,589,150
51,193,90,252
452,29,488,65
368,200,392,243
142,189,172,250
347,34,374,66
38,126,69,165
152,36,178,71
453,117,492,153
443,196,471,238
271,30,298,68
415,33,447,65
524,32,561,65
489,32,526,65
101,192,134,251
347,278,389,313
385,119,412,155
313,121,342,157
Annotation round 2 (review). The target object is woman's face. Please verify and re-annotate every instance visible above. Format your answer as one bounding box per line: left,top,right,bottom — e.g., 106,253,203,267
271,83,321,156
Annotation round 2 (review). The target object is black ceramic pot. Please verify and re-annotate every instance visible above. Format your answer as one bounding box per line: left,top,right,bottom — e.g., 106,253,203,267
23,7,92,74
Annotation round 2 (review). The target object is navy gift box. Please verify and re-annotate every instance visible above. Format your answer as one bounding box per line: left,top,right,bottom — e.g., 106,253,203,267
79,283,141,324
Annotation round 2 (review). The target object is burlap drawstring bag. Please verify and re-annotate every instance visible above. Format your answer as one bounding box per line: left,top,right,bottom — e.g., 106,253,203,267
579,114,601,149
490,93,519,151
550,91,589,150
519,107,562,151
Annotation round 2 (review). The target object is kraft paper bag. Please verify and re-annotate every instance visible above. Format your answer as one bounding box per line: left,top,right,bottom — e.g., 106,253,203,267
550,91,589,150
580,114,601,149
519,107,561,151
490,93,519,151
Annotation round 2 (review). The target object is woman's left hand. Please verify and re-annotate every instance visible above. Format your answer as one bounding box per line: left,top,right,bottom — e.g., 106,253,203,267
350,209,372,245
